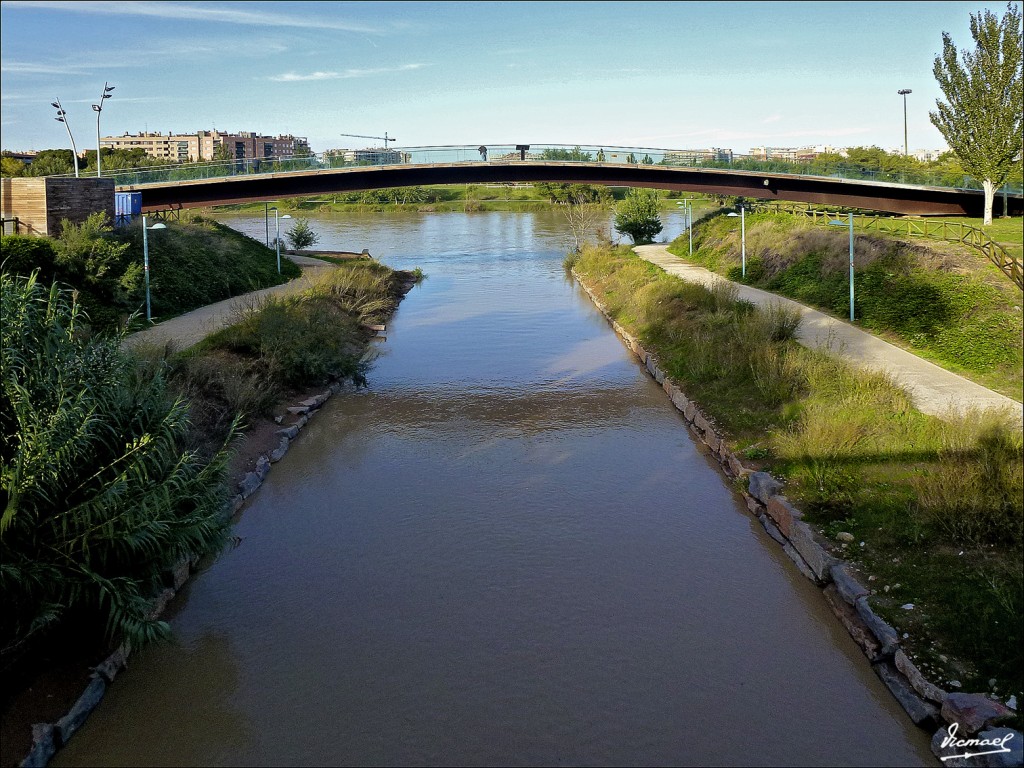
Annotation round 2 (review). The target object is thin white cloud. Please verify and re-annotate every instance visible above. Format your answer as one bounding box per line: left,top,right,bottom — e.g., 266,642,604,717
1,60,91,75
2,39,288,77
761,114,782,124
268,64,426,82
2,1,392,33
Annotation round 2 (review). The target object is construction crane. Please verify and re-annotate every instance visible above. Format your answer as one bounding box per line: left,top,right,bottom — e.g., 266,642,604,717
339,132,396,147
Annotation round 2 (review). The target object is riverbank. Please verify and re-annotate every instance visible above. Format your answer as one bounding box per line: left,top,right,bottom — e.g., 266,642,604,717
568,242,1022,732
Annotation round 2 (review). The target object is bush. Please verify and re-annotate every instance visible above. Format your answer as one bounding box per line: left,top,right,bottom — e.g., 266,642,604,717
0,274,234,668
613,189,663,244
285,218,321,250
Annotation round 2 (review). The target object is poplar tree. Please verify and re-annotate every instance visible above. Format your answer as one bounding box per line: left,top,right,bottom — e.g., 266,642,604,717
929,2,1023,225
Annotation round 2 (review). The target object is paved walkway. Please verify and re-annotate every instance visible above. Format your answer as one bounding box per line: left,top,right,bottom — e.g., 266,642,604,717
635,244,1023,426
123,255,332,352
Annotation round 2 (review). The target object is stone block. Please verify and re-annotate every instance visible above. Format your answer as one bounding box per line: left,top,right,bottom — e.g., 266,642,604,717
703,429,721,454
822,584,881,660
786,519,837,583
855,597,900,656
782,542,818,583
269,437,289,463
254,455,271,480
171,558,190,590
875,661,939,728
21,723,57,768
757,513,787,546
239,471,261,499
663,379,678,398
727,453,747,479
747,471,782,504
145,588,175,621
682,401,697,423
633,343,647,364
942,693,1016,735
670,389,689,414
55,675,106,744
286,405,310,415
744,494,763,515
765,495,799,538
93,646,128,684
830,563,869,605
895,650,946,704
975,727,1022,767
693,411,712,436
277,425,300,440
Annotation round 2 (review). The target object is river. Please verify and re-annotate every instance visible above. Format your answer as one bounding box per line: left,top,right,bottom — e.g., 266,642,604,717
55,211,933,766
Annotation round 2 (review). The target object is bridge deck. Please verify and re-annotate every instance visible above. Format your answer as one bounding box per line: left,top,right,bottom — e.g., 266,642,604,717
120,161,1019,217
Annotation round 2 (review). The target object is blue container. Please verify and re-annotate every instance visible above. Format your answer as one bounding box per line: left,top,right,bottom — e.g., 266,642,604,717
114,192,141,226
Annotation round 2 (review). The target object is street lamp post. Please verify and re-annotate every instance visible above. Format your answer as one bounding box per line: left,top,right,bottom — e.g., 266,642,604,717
92,82,115,177
142,215,167,322
726,206,746,277
897,88,912,157
51,98,79,178
270,207,293,273
829,212,855,321
686,199,693,257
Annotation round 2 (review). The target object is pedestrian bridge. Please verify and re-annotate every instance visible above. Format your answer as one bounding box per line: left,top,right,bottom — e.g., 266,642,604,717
104,144,1021,217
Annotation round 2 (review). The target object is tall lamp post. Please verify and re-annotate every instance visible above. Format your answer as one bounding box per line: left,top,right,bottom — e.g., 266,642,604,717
270,207,292,273
142,216,167,322
92,82,115,177
51,98,80,178
677,199,694,257
897,88,912,156
829,212,855,321
727,206,746,277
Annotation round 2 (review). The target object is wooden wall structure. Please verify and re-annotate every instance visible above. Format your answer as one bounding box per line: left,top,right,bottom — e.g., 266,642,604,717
1,177,115,236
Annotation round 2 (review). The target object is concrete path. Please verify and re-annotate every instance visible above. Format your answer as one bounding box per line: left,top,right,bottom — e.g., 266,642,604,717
123,254,332,352
634,244,1023,425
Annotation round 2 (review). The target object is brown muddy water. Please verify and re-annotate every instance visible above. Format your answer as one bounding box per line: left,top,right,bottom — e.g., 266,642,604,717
55,212,933,766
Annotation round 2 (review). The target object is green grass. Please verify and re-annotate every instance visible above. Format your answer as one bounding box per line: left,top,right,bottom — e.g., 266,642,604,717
572,242,1023,704
669,212,1024,400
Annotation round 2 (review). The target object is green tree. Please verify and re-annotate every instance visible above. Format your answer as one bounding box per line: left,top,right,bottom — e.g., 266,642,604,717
613,189,663,244
930,2,1023,225
286,218,321,250
0,156,26,177
0,273,234,666
24,149,75,177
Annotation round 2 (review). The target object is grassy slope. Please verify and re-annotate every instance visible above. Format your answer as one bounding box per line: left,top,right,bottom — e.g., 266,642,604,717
669,212,1023,400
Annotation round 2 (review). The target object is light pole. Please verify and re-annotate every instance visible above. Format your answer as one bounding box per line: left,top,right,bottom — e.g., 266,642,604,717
142,215,167,322
726,206,746,277
265,202,270,247
92,82,115,177
829,212,855,321
897,88,912,157
270,207,292,273
686,198,693,257
51,98,79,178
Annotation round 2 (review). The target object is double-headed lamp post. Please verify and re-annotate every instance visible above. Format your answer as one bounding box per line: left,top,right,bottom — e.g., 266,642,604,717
270,207,292,273
676,199,694,257
92,82,115,177
142,216,167,322
897,88,912,157
51,98,79,178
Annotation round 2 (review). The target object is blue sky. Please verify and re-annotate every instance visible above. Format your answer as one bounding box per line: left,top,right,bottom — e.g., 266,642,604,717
0,1,995,155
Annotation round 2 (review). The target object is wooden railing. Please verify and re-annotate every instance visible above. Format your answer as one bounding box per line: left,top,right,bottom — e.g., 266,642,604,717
749,203,1023,290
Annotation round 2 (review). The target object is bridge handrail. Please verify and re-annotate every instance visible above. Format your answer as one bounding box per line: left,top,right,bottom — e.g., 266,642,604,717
749,202,1023,290
35,144,1022,196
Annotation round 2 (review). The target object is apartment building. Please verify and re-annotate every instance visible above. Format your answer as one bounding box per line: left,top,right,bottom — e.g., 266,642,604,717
100,130,311,163
662,148,734,165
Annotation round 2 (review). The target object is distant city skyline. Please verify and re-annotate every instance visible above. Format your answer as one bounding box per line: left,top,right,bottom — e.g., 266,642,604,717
0,1,989,155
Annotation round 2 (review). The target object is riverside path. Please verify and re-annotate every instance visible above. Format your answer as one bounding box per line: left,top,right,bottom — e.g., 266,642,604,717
635,244,1023,426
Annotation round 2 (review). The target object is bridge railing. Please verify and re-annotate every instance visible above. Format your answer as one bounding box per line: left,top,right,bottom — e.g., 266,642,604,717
749,202,1023,290
59,144,1021,196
